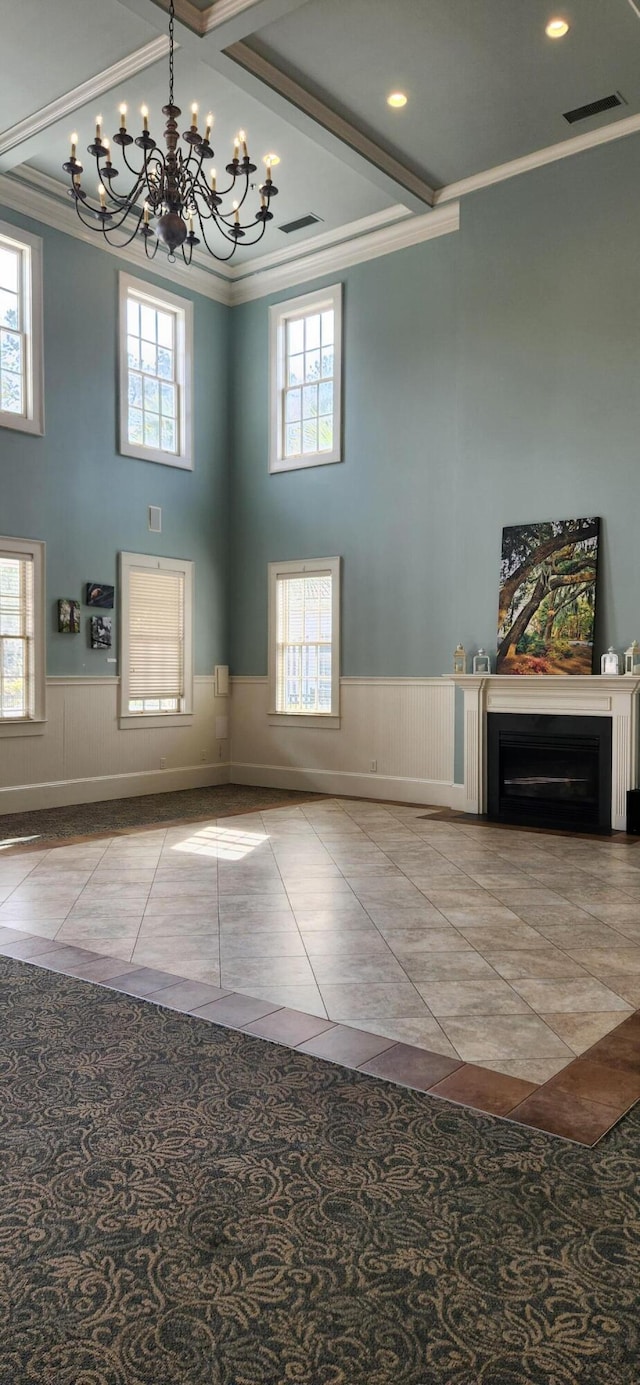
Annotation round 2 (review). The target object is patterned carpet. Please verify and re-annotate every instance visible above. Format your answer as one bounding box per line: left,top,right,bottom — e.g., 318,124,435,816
0,784,320,843
1,956,638,1385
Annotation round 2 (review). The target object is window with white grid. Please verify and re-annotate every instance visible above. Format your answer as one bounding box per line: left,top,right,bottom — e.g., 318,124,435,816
0,537,45,731
119,552,194,727
269,284,342,473
268,557,340,723
119,274,192,470
0,223,44,436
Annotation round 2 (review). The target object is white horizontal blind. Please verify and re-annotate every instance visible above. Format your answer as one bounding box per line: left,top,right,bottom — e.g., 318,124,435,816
0,553,34,718
276,570,333,714
127,567,184,713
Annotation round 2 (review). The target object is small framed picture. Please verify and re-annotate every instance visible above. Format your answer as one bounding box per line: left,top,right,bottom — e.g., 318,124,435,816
86,583,114,609
90,616,112,650
58,599,80,634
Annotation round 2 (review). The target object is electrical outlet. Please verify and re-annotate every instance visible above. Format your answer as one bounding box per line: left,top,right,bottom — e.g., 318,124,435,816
370,759,377,773
160,757,166,770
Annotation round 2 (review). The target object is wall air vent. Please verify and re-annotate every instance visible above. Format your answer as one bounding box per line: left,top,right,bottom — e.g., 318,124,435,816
563,92,624,124
279,213,323,234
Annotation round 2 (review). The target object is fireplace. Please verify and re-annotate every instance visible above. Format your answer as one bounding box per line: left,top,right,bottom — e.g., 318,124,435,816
487,713,612,832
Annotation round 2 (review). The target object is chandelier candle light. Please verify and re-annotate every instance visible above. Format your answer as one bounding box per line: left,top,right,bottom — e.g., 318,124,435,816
62,0,278,265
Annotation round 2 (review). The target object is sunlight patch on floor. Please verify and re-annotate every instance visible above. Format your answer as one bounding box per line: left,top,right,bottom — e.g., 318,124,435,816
171,824,270,860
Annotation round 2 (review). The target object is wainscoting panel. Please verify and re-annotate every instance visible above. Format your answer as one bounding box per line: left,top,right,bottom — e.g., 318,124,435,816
230,677,457,806
0,677,229,814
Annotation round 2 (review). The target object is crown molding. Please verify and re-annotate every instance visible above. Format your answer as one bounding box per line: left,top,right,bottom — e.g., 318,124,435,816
0,171,233,304
0,37,170,166
224,41,435,212
434,109,640,205
230,205,411,277
228,203,460,303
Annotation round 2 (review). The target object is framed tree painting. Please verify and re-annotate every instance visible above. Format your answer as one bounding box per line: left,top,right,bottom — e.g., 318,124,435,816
496,517,600,675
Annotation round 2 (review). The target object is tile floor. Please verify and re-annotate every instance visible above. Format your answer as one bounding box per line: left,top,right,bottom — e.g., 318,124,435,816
1,797,639,1084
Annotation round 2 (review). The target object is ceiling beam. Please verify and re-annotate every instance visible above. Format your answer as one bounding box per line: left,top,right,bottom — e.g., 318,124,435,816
0,36,169,174
216,43,434,210
116,0,432,208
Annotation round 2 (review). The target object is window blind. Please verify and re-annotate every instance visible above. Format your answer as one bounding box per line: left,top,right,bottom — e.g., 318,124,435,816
0,553,34,718
128,567,185,704
275,570,333,714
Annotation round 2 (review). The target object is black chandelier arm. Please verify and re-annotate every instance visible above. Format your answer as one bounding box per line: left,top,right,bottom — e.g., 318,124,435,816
72,194,146,245
193,217,243,261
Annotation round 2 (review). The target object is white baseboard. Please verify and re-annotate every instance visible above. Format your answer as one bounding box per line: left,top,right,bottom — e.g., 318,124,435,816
230,761,459,808
0,763,231,816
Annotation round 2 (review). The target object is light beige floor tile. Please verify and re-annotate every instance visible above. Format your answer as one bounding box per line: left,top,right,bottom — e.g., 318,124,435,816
377,926,472,952
395,951,497,981
221,956,317,989
319,982,430,1021
455,923,549,951
301,931,394,957
24,869,94,886
310,954,408,985
220,930,307,960
510,977,631,1014
88,869,157,886
342,1015,458,1058
439,1015,573,1061
219,911,298,933
56,917,142,941
62,936,135,961
486,949,590,980
567,946,640,979
2,917,61,939
292,907,373,929
440,906,523,928
540,1010,633,1055
0,902,73,922
138,914,219,937
480,1057,573,1084
416,979,530,1016
532,921,626,949
364,904,449,927
602,976,640,1006
132,935,220,970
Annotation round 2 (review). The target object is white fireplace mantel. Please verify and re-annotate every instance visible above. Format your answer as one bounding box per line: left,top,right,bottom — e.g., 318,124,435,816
450,674,640,830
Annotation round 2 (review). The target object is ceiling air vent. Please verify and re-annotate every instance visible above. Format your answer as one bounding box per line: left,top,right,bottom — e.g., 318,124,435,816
563,92,624,124
279,213,322,234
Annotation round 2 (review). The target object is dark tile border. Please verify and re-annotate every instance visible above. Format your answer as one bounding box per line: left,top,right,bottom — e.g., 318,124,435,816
1,929,637,1146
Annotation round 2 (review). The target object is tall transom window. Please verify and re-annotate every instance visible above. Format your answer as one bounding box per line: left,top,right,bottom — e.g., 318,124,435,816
269,284,342,473
0,222,44,436
0,537,45,729
119,273,193,470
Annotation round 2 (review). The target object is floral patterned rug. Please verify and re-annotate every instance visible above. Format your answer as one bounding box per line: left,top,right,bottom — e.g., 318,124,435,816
1,955,638,1384
0,784,320,844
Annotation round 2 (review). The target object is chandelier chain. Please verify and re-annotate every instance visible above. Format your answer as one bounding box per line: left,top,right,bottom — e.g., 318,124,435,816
169,0,175,109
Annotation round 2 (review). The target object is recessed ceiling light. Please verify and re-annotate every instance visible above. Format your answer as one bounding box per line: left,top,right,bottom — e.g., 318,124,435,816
263,152,280,166
545,17,570,37
387,92,408,109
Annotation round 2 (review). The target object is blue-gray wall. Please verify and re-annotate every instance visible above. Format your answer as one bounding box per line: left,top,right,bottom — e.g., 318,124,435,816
0,207,230,676
229,135,640,705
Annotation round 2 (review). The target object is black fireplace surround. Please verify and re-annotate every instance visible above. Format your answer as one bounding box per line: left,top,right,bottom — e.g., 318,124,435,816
487,713,612,833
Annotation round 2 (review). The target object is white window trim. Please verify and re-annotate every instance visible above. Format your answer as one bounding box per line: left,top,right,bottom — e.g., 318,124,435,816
0,221,44,437
269,283,342,475
118,272,193,471
119,551,194,729
0,535,46,737
268,556,341,728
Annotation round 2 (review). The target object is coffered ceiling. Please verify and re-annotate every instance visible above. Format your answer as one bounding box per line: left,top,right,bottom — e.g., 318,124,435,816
1,0,639,292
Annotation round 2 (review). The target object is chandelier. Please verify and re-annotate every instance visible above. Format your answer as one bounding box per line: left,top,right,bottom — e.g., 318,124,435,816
62,0,279,264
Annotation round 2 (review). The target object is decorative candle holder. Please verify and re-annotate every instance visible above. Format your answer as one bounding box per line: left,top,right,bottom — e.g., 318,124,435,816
472,648,491,675
453,643,467,675
601,647,620,675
